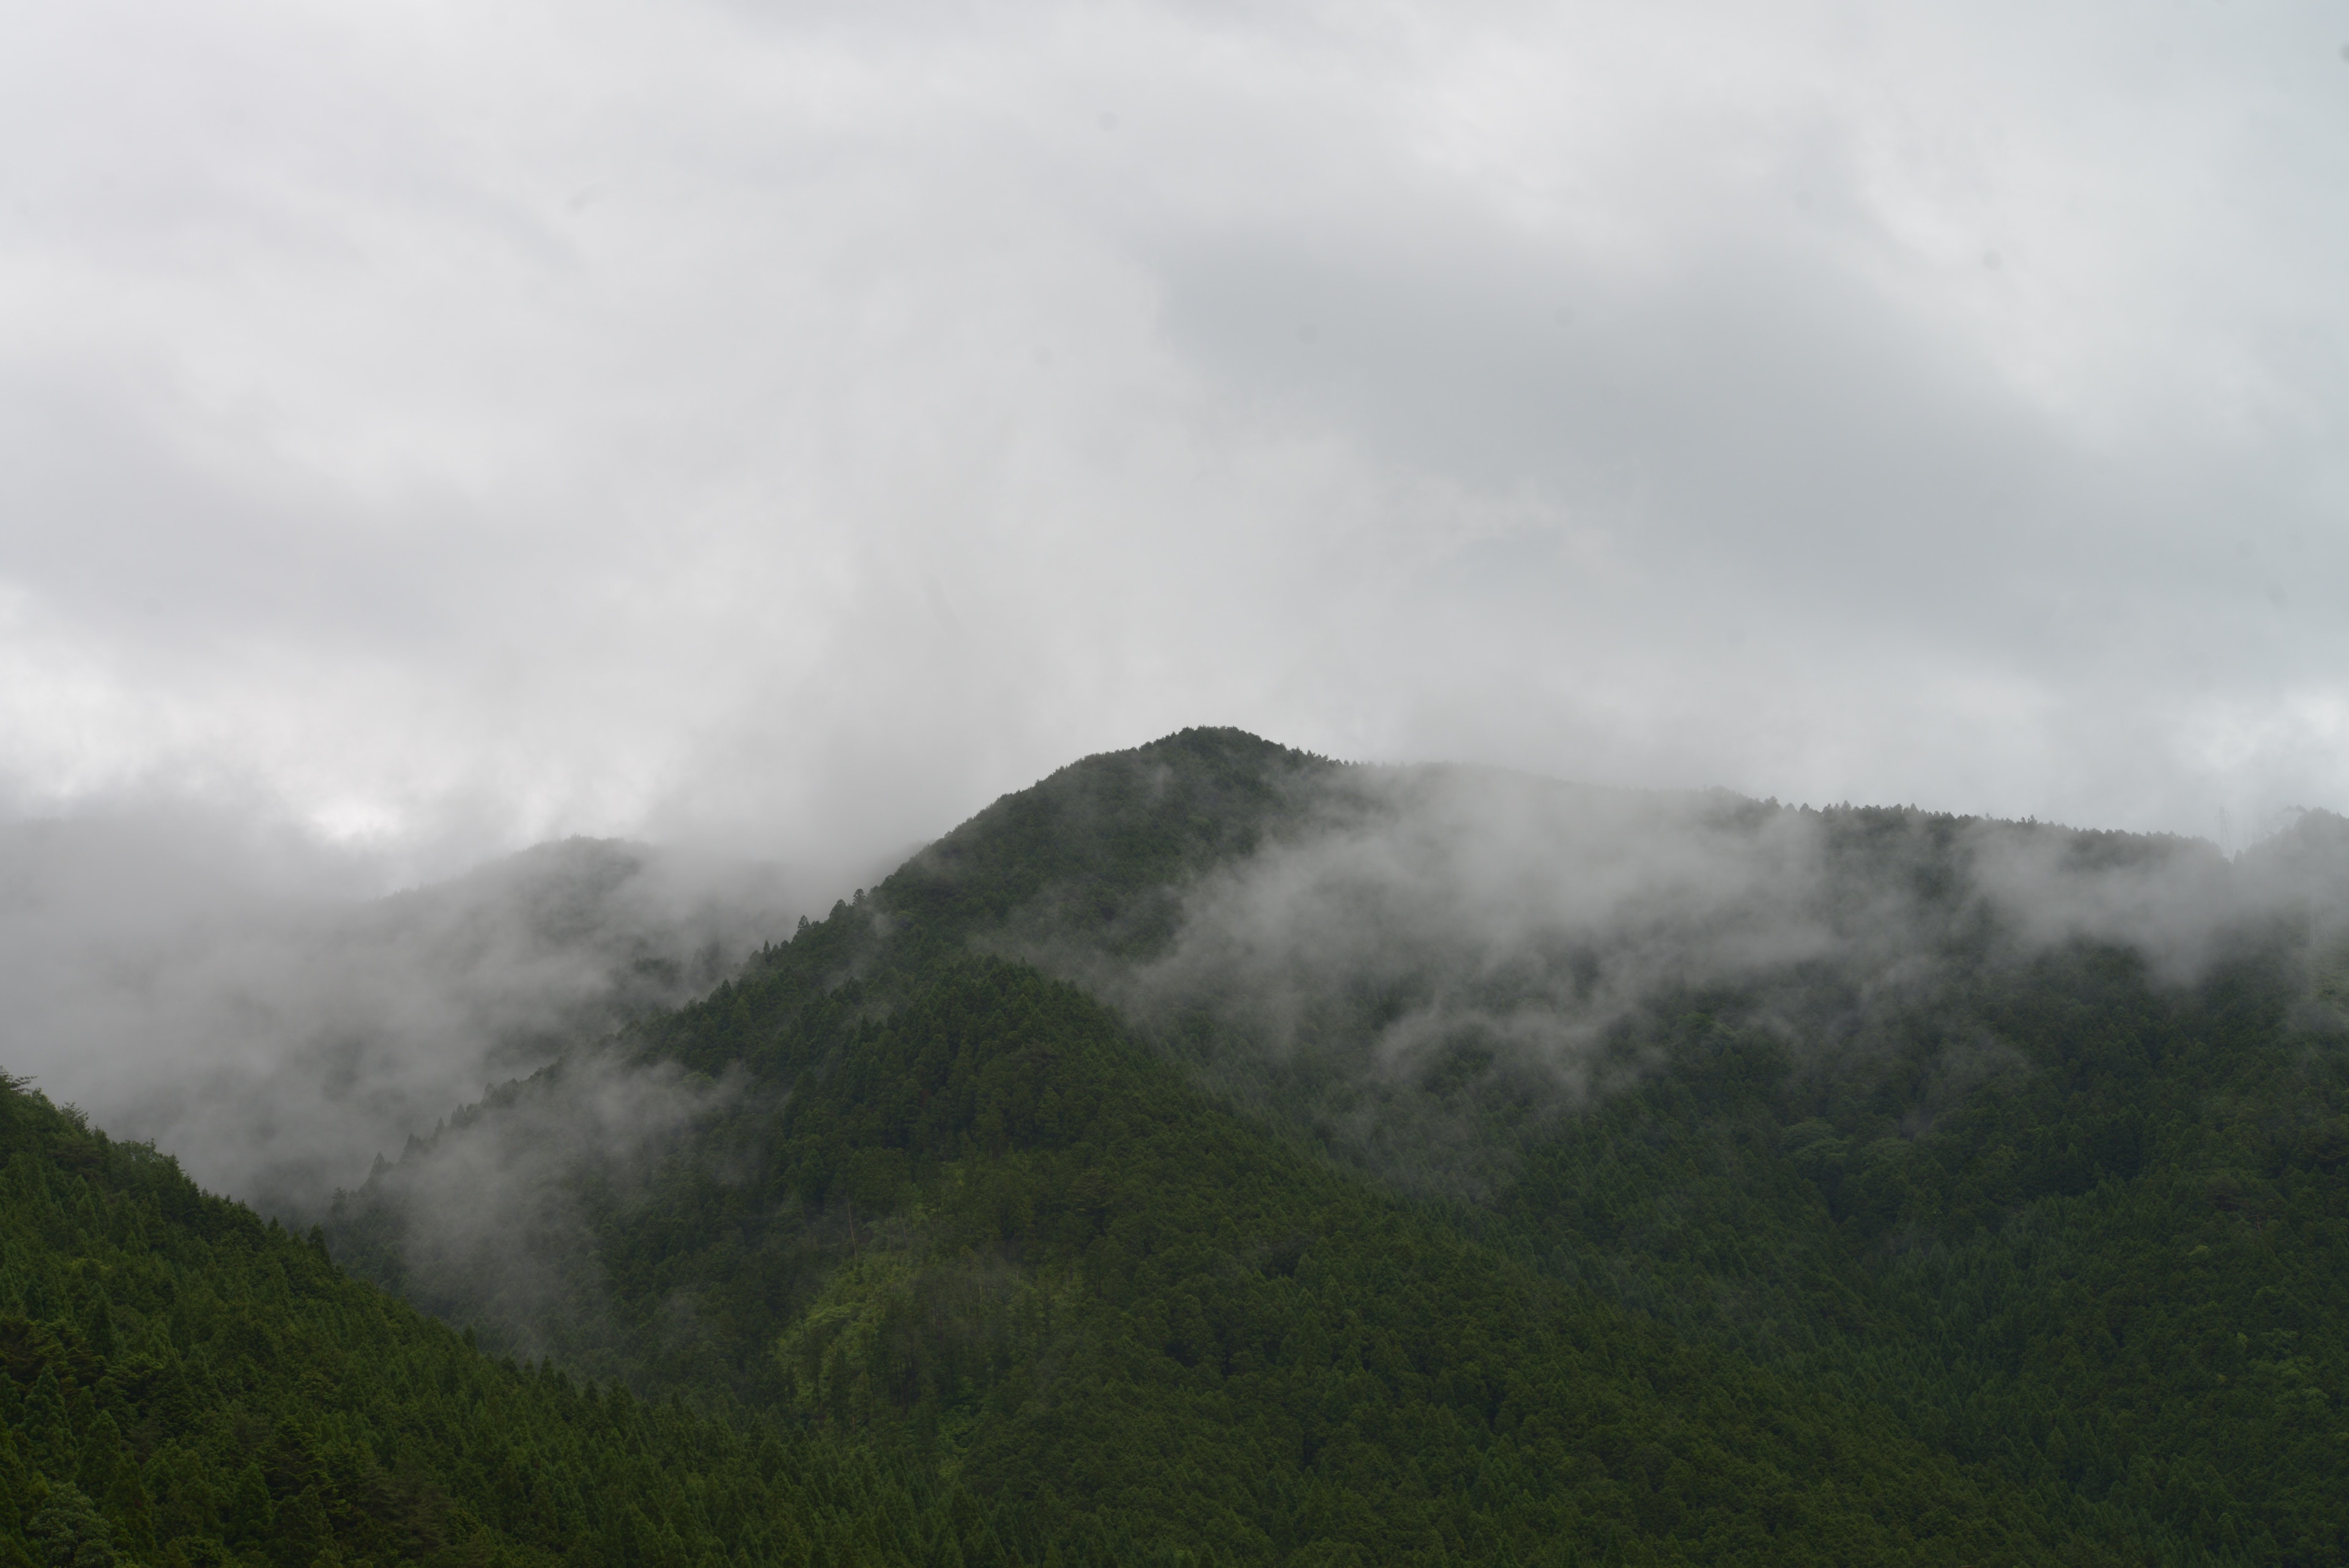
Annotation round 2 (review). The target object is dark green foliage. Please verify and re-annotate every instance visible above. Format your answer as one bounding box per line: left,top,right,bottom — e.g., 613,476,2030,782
878,727,1333,962
330,949,2111,1562
25,1484,114,1568
0,1079,1028,1568
743,960,2126,1564
625,727,1335,1087
83,730,2349,1562
1477,942,2349,1562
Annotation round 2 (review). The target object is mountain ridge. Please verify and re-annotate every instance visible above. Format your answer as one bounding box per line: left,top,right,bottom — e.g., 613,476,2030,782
12,728,2345,1565
321,728,2349,1562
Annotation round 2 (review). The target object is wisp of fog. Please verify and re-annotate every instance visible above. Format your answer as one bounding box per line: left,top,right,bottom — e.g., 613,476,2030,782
0,809,825,1217
199,745,2349,1364
328,1048,740,1369
1050,765,2348,1199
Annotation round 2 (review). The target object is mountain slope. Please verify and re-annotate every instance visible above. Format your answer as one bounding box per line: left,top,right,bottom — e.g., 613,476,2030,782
349,956,2117,1564
0,1074,1030,1568
781,960,2136,1562
327,729,2349,1565
1482,940,2349,1562
0,822,813,1222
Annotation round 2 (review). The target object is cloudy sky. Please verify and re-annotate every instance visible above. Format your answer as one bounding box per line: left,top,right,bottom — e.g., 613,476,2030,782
6,0,2347,882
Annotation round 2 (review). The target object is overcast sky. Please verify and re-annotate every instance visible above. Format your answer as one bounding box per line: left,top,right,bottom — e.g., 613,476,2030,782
6,0,2347,883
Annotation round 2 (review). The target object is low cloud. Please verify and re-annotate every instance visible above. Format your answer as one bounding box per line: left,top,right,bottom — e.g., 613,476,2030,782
0,803,841,1216
6,1,2348,870
1063,765,2343,1196
1121,769,1831,1074
327,1048,739,1367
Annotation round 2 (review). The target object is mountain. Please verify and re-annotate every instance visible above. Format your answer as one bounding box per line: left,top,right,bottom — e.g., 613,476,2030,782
317,729,2349,1564
0,1071,1028,1568
0,825,819,1220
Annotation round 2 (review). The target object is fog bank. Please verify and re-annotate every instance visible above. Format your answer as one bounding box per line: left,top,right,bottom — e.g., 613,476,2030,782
0,808,844,1215
328,1048,740,1368
1072,765,2349,1197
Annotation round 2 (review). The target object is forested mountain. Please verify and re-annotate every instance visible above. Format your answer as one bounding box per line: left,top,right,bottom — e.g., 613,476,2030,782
11,729,2349,1564
0,824,816,1222
0,1072,1023,1568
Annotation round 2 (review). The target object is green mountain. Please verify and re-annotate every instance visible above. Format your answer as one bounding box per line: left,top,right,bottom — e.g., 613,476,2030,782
0,817,814,1225
0,1071,1031,1568
13,729,2348,1564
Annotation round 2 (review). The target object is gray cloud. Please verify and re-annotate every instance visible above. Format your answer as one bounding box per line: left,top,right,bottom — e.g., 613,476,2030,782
1,4,2345,920
1117,771,1830,1071
0,804,849,1214
1063,765,2343,1196
328,1047,739,1367
15,0,2349,1236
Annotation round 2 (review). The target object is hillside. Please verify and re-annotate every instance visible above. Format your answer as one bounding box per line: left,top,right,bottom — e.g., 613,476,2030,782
337,957,2110,1564
325,729,2349,1563
0,1070,1079,1568
0,822,814,1222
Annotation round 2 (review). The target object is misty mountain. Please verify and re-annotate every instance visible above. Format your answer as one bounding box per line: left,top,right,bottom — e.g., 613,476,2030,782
0,825,821,1217
0,1071,1019,1568
314,729,2349,1563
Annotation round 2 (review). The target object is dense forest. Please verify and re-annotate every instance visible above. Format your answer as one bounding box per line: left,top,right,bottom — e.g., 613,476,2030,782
0,1072,1035,1568
10,729,2349,1563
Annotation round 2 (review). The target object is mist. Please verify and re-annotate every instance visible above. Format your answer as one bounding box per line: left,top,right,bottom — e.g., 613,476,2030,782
0,802,866,1216
24,741,2333,1237
8,4,2348,1219
328,1047,740,1368
284,739,2349,1362
1053,764,2349,1198
7,2,2349,871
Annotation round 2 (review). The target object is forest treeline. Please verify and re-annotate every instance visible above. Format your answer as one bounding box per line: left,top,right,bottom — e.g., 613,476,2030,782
0,1072,1132,1568
10,729,2349,1564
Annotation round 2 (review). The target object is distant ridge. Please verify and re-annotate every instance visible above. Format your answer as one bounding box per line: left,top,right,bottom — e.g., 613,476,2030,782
311,728,2349,1562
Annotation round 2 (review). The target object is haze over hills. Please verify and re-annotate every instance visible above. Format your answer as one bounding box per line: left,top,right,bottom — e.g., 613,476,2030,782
7,729,2348,1566
0,825,842,1217
13,4,2349,1562
326,729,2348,1561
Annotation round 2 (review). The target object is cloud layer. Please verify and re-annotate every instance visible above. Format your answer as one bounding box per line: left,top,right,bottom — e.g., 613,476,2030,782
4,1,2347,862
0,813,823,1209
1083,765,2345,1198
